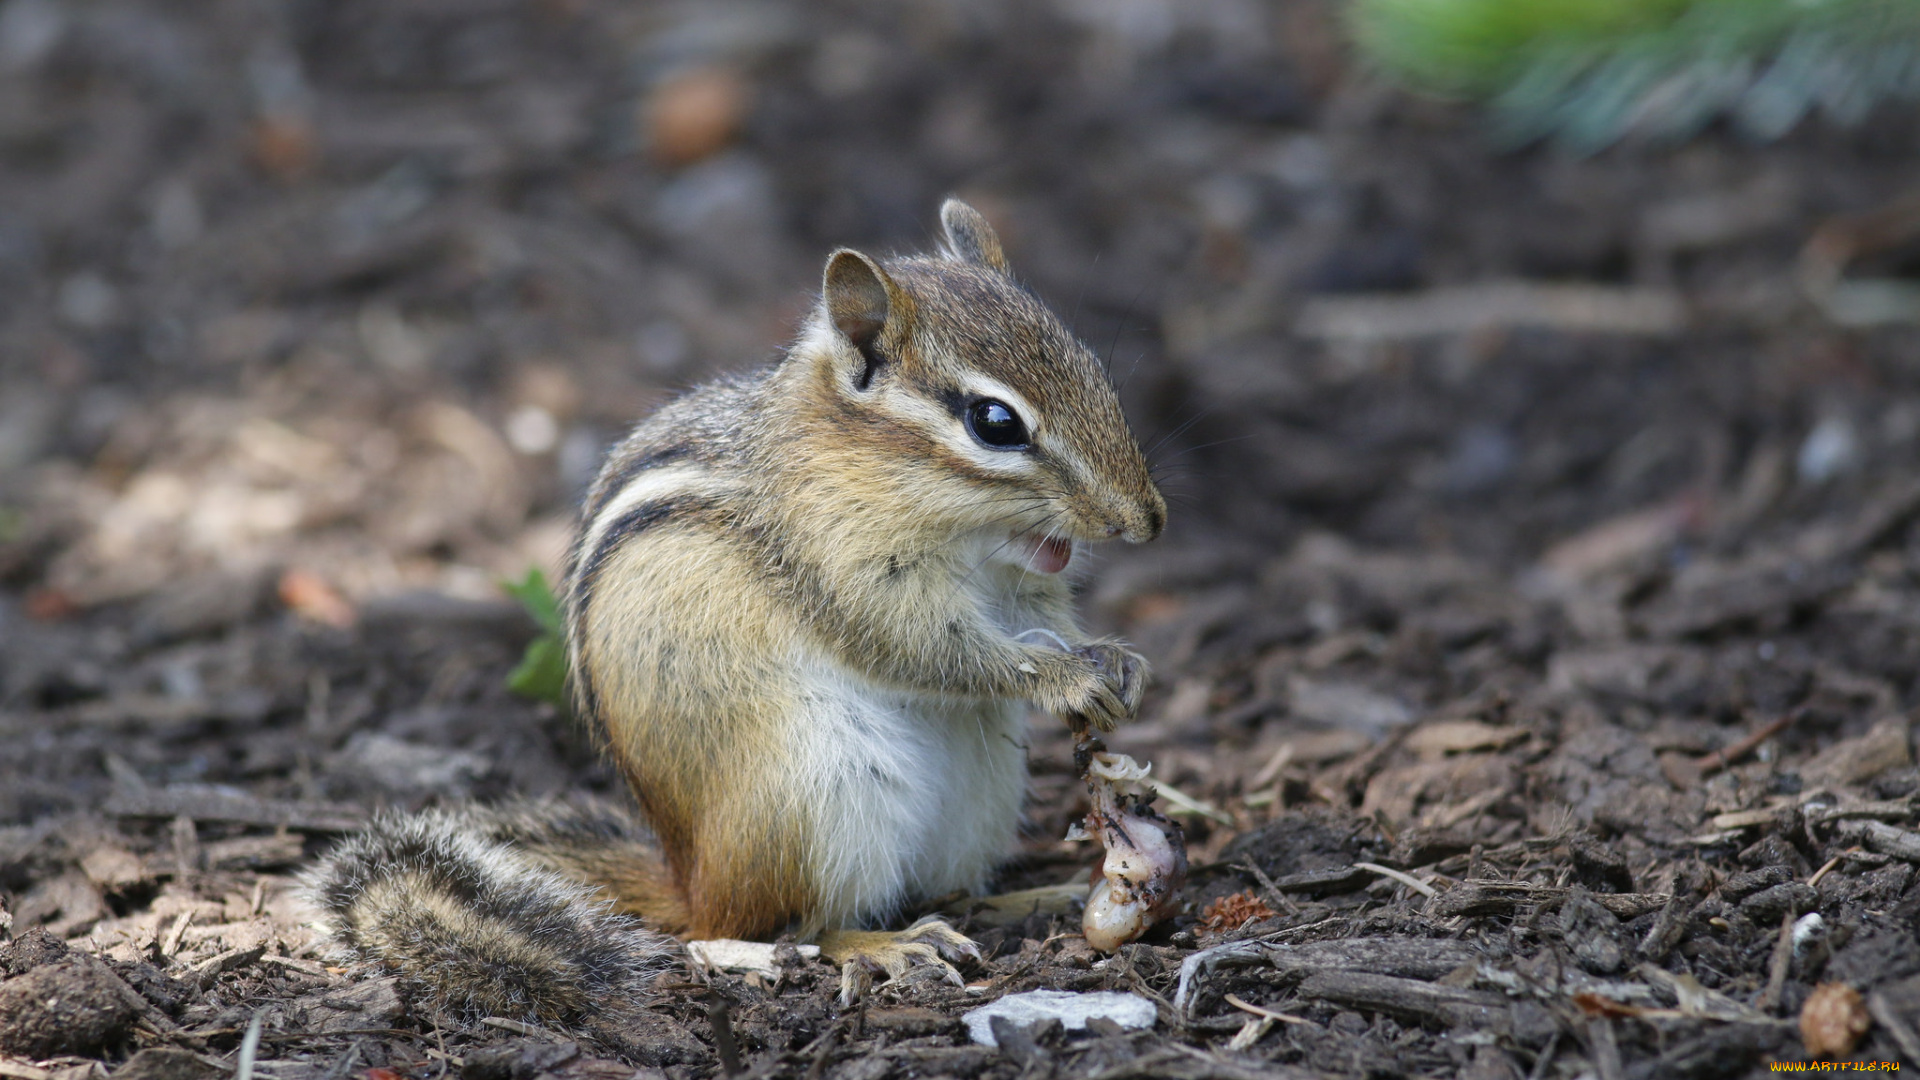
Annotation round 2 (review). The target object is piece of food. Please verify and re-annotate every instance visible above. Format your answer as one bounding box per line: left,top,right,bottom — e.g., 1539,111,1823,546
1068,735,1188,951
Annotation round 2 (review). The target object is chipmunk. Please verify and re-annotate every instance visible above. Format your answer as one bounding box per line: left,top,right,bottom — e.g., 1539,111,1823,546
306,200,1166,1032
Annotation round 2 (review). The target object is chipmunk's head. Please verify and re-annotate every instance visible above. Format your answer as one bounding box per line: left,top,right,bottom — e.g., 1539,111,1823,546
795,199,1165,571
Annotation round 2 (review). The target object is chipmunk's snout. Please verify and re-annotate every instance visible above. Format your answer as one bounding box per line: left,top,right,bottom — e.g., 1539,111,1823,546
1105,492,1165,545
1121,508,1164,545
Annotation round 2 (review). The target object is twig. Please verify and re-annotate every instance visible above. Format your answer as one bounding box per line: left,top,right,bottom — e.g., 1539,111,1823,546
1806,849,1854,890
1353,862,1439,899
1231,862,1298,916
479,1017,549,1038
1695,712,1796,776
1222,994,1313,1026
161,911,194,960
235,1012,264,1080
1146,778,1234,825
1248,743,1294,790
1759,911,1794,1014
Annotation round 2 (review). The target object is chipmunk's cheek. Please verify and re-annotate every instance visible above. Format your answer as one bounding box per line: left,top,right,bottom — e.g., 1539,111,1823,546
1020,535,1073,575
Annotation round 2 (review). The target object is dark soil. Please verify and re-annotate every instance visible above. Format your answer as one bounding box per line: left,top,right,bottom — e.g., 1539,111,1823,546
5,1,1920,1078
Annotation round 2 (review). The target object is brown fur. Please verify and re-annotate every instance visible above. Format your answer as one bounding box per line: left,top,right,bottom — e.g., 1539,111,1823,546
309,201,1165,1024
568,202,1164,938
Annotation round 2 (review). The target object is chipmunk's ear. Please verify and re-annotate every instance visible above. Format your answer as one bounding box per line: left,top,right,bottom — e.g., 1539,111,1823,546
940,199,1009,273
824,250,893,351
823,250,911,390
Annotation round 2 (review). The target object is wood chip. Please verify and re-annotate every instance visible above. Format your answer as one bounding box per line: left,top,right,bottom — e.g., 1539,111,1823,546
1174,937,1478,1014
106,790,365,833
160,910,193,959
1833,819,1920,863
204,834,306,872
1296,971,1509,1031
1429,882,1670,920
193,945,266,989
1404,721,1529,760
1709,809,1781,831
1804,800,1916,826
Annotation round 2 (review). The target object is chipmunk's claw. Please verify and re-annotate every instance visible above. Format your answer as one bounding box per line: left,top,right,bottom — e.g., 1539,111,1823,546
822,917,978,1007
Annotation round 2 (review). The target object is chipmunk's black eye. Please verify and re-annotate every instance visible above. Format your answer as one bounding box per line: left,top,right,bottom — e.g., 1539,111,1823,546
966,399,1030,449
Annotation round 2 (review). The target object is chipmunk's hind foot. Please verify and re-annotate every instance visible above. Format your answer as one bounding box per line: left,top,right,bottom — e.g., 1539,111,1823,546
820,917,981,1006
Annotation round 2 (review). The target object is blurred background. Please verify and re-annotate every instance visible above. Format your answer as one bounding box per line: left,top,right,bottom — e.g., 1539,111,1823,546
4,0,1920,866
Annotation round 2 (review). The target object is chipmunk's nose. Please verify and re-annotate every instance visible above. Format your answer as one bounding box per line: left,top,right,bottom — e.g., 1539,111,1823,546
1112,497,1165,544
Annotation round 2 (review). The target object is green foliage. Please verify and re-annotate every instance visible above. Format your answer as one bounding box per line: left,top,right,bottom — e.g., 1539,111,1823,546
1349,0,1920,151
504,568,570,710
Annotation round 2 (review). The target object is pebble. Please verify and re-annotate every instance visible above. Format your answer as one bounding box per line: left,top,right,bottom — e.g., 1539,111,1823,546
961,989,1156,1046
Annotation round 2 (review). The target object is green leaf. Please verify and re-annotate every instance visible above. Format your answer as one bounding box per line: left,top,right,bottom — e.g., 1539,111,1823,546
503,568,564,635
507,633,570,710
503,568,569,709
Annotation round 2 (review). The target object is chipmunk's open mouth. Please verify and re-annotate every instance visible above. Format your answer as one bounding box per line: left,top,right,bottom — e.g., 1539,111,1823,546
1018,534,1074,575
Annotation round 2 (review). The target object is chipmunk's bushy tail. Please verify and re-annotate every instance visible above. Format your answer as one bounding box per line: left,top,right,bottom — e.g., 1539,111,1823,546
301,799,684,1027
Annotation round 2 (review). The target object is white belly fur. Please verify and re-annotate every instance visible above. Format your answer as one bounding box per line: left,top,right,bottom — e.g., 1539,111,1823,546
792,664,1029,934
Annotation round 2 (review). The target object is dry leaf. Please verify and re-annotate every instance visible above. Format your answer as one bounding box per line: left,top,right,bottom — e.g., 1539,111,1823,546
278,569,355,628
1199,891,1275,933
1405,720,1528,760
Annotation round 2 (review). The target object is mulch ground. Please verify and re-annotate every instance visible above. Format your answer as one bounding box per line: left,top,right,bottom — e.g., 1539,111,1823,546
4,1,1920,1077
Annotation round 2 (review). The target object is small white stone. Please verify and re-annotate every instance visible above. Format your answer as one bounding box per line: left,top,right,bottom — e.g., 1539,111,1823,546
961,989,1156,1046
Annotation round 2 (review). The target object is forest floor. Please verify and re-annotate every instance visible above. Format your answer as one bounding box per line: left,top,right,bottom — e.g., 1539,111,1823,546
4,1,1920,1077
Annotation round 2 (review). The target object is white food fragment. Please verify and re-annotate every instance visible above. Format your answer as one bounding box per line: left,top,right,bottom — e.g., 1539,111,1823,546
1076,747,1188,951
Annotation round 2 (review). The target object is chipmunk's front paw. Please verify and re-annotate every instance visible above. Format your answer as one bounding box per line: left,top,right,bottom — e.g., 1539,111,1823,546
1063,641,1148,733
820,917,981,1007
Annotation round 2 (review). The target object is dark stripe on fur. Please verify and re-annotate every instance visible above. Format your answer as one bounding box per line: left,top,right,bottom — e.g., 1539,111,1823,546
574,496,720,629
585,443,697,520
569,496,725,727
